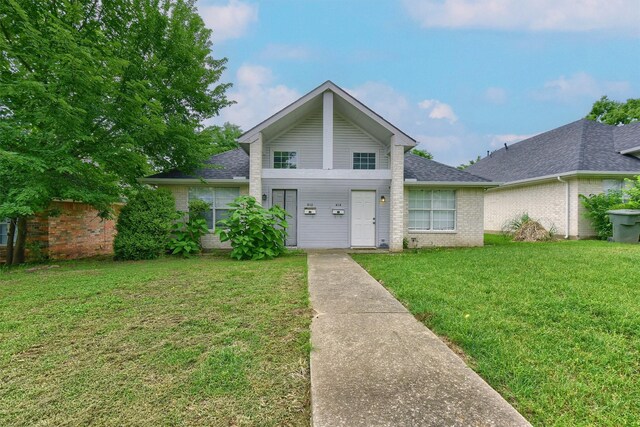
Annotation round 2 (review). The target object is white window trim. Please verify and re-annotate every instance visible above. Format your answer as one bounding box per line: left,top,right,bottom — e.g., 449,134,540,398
272,150,298,169
188,187,240,231
408,189,457,232
351,150,378,170
0,219,9,246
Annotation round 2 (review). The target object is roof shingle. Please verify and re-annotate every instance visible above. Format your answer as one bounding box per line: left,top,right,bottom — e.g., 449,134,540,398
466,119,640,182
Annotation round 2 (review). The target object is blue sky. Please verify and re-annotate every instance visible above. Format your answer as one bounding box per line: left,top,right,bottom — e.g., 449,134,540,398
197,0,640,166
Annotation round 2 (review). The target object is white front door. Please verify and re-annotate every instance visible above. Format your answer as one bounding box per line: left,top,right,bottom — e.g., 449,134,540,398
351,190,376,247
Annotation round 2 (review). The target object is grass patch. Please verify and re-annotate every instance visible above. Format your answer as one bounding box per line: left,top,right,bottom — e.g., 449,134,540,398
0,254,310,426
353,237,640,426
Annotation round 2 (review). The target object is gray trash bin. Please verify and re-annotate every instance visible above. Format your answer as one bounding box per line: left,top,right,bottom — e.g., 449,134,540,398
607,209,640,243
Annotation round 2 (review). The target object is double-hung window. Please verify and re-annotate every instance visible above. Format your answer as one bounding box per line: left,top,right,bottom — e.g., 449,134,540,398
188,187,240,230
353,152,376,170
0,219,8,245
408,189,456,231
273,151,297,169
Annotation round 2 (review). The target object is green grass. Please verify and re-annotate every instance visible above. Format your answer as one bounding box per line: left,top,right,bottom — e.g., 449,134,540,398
0,254,311,426
353,236,640,426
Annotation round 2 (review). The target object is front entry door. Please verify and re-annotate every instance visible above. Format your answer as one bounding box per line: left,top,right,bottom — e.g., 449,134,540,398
272,189,297,246
351,190,376,247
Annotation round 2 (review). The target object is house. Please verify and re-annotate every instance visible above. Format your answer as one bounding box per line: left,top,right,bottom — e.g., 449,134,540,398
466,119,640,238
142,81,496,251
0,201,119,263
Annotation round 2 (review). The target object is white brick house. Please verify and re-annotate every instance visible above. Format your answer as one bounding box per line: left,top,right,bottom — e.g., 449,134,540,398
467,120,640,238
142,81,496,251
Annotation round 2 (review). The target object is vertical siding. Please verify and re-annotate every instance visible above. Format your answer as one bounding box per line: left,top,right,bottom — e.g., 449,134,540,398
333,113,389,169
263,178,391,248
263,110,323,169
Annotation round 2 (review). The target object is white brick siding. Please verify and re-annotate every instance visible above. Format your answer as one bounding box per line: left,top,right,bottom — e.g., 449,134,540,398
389,141,405,252
404,187,484,247
483,176,635,239
158,184,249,249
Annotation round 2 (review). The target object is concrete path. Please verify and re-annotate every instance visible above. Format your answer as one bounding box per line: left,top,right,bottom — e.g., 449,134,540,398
308,252,531,427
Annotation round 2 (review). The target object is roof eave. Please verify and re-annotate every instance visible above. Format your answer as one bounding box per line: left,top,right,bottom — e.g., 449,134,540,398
139,178,250,185
620,146,640,155
404,179,499,187
494,170,639,188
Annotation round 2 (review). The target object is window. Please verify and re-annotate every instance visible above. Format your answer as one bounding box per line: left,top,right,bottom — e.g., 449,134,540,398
273,151,297,169
353,152,376,170
603,179,624,193
0,219,8,245
408,189,456,231
188,187,240,229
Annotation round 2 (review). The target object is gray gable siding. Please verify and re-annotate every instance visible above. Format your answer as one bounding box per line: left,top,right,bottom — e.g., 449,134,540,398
263,110,323,169
333,113,389,169
263,178,390,248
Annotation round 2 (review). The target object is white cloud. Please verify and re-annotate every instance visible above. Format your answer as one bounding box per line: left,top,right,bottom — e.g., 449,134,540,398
485,87,507,104
402,0,640,33
216,65,300,129
199,0,258,43
534,72,632,102
260,44,313,61
418,99,458,123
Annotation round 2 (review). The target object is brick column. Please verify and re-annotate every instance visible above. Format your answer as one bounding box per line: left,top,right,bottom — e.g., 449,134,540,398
249,132,263,203
390,138,404,252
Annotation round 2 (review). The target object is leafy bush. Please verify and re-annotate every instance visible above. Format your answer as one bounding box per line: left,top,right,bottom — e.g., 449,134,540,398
580,176,640,240
168,200,210,257
216,195,289,260
114,188,177,260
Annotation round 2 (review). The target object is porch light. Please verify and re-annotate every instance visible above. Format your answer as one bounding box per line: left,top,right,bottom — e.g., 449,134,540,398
380,195,386,204
262,193,267,201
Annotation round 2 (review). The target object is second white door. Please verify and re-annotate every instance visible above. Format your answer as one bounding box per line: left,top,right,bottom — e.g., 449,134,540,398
351,190,376,247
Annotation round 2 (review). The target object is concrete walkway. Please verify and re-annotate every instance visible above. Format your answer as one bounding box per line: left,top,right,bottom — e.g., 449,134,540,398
308,252,531,427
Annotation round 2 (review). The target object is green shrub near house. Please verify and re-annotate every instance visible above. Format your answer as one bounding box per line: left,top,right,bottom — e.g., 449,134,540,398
114,188,177,260
580,176,640,239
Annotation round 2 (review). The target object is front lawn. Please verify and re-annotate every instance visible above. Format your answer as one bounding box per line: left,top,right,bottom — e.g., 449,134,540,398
353,236,640,426
0,254,310,426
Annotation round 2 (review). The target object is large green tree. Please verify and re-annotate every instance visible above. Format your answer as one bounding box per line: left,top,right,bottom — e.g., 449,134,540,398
0,0,231,264
586,96,640,125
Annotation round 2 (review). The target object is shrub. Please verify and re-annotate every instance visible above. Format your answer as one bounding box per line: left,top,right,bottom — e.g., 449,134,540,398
114,188,177,260
168,200,210,257
579,191,624,240
216,195,288,260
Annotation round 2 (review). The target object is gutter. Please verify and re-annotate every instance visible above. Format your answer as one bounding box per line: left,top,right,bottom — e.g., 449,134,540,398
403,179,500,188
138,178,249,185
492,170,639,189
557,176,570,239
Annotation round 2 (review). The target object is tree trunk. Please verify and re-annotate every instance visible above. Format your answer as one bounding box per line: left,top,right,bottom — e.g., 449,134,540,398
5,218,16,266
12,217,28,265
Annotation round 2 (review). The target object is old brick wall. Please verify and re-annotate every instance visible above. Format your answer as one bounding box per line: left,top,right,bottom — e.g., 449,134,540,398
0,202,119,263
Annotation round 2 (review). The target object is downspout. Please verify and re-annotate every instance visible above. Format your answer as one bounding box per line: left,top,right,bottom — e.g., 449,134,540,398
557,176,569,239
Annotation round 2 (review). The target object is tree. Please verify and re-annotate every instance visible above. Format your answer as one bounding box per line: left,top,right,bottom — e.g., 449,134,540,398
208,122,242,154
457,155,481,170
410,148,433,159
0,0,231,264
586,96,640,125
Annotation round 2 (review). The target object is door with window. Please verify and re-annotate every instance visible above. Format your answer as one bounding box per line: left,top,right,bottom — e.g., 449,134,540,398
272,190,297,246
351,190,376,247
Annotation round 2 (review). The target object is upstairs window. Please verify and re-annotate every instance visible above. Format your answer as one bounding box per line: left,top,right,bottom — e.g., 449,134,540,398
188,187,240,230
273,151,297,169
408,189,456,231
353,152,376,170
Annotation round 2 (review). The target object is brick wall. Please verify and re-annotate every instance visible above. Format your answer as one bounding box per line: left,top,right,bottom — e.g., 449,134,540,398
158,184,249,249
0,201,119,263
404,187,485,247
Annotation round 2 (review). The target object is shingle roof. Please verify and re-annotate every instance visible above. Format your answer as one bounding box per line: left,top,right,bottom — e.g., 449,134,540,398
146,148,490,184
613,121,640,153
466,119,640,183
404,153,491,183
147,148,249,180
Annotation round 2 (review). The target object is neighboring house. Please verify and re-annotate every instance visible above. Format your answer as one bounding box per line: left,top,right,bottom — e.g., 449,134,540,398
467,119,640,238
142,81,496,251
0,201,119,263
